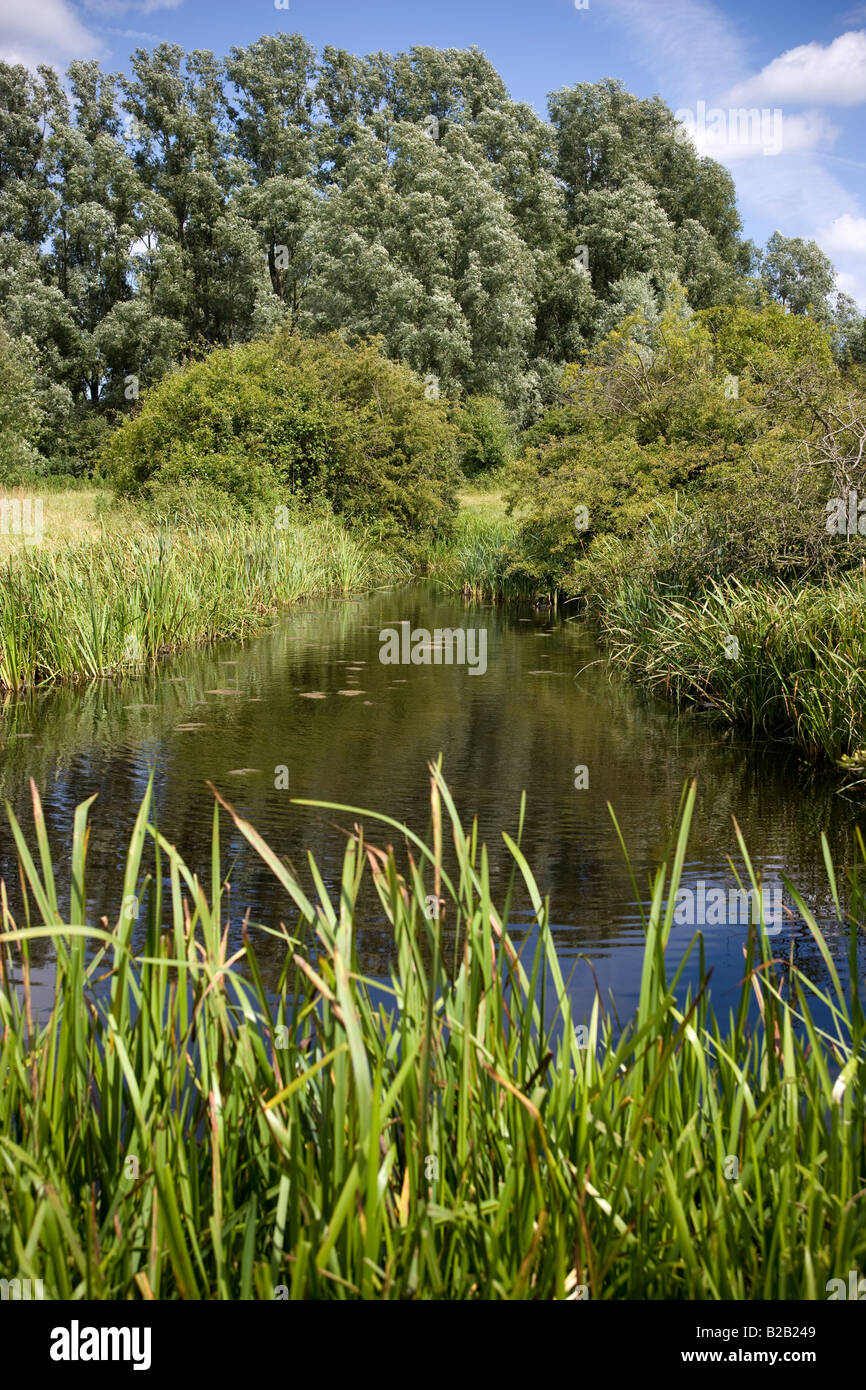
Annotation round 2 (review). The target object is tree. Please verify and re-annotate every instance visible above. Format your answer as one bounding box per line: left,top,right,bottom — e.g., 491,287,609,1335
46,63,144,404
122,44,272,350
0,34,852,476
225,34,318,318
0,325,46,477
828,291,866,364
549,79,744,312
101,332,459,542
0,61,61,246
573,176,678,296
760,232,836,317
302,123,536,410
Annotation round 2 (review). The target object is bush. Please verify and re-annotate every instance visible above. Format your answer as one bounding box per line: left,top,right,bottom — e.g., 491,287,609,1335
100,332,460,543
454,394,513,477
505,299,866,595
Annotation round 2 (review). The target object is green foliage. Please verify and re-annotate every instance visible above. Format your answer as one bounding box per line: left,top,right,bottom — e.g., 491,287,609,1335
454,394,513,476
549,79,745,305
0,38,859,477
101,332,459,542
495,292,866,778
0,42,776,465
760,231,836,317
506,298,863,594
2,767,865,1297
0,325,46,479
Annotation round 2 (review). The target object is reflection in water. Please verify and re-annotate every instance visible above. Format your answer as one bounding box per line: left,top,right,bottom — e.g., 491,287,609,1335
0,583,863,1021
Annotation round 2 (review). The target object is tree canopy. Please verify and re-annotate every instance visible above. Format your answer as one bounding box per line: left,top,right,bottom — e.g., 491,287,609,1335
0,36,860,477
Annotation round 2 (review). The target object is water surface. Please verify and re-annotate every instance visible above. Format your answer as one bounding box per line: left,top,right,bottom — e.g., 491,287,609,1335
1,584,862,1023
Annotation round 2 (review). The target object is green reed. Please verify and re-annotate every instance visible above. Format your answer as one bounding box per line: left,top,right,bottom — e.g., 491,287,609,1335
432,508,531,600
0,517,407,692
0,765,864,1298
597,572,866,775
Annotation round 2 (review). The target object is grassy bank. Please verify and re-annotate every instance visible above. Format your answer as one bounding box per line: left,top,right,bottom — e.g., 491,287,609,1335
430,489,536,600
0,510,407,691
1,766,864,1299
0,481,521,691
0,483,108,561
591,567,866,779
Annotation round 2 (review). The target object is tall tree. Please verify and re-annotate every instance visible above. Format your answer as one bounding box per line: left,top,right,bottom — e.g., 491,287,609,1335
123,44,270,349
761,232,836,317
225,34,318,320
549,79,745,309
302,122,537,409
0,61,61,246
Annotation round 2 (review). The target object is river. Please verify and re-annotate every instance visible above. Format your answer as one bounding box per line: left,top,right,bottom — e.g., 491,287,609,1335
1,582,862,1024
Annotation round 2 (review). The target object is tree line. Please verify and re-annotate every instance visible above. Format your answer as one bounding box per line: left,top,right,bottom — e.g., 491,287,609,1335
0,35,862,475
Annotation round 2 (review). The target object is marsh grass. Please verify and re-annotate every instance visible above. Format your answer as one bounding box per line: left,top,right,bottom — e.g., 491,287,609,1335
0,516,407,691
1,766,864,1299
596,571,866,774
432,506,531,600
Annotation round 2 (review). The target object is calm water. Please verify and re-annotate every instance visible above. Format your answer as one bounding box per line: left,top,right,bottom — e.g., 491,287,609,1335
1,583,863,1023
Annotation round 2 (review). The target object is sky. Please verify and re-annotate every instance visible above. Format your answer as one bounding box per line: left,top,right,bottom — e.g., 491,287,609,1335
3,0,866,305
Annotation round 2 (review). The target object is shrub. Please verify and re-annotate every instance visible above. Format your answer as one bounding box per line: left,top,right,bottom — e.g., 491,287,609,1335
101,332,460,543
454,394,513,476
506,300,866,595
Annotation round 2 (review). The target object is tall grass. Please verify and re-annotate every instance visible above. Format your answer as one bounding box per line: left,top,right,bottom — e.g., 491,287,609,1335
595,570,866,775
0,516,408,691
432,507,532,600
1,766,864,1298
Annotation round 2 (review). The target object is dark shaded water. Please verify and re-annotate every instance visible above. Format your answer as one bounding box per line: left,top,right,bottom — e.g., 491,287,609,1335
1,584,864,1023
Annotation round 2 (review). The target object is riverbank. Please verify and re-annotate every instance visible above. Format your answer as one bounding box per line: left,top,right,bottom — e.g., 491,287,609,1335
1,766,863,1299
593,570,866,780
6,483,866,785
0,481,529,691
435,500,866,782
0,500,408,691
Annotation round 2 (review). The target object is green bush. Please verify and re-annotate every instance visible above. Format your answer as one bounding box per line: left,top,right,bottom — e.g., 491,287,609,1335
506,299,866,595
454,394,513,477
100,332,460,543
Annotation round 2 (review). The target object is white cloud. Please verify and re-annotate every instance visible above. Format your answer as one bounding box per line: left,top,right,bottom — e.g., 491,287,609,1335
819,213,866,258
82,0,184,14
773,111,841,156
601,0,749,102
835,268,866,305
0,0,104,69
726,31,866,108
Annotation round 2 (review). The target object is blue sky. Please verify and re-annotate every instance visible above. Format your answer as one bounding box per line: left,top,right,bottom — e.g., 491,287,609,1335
4,0,866,304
